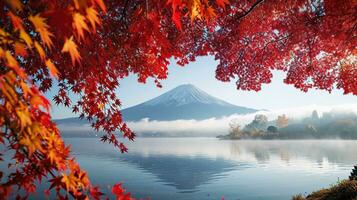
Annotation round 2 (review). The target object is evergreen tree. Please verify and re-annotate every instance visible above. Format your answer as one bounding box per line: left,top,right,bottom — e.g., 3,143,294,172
350,165,357,181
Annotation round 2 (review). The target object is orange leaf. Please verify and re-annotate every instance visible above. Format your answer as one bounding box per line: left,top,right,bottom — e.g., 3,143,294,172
189,0,202,21
216,0,229,8
86,7,101,31
61,174,76,191
73,12,89,40
93,0,107,13
47,149,58,164
19,81,32,97
19,136,35,155
34,41,45,61
14,42,27,57
73,0,88,10
5,50,26,79
15,108,32,130
29,14,53,48
0,47,4,58
61,36,81,65
20,30,33,47
1,79,17,105
19,134,43,155
205,6,216,20
4,50,19,69
5,51,26,79
30,95,44,108
7,12,24,30
45,59,59,78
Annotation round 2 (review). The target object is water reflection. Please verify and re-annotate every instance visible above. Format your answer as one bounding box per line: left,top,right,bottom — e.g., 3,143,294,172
227,140,357,167
66,138,356,200
121,154,242,192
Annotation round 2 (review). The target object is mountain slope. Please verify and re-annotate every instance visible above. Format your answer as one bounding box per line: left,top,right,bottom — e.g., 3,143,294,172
55,84,258,125
121,84,257,121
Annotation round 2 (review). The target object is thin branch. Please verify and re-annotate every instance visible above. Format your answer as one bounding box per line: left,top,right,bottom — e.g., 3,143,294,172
235,0,265,21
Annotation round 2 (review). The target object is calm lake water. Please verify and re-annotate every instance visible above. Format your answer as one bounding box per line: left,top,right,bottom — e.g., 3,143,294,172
61,138,355,200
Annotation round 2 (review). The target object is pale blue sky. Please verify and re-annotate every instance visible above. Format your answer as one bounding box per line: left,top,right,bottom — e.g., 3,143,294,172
47,56,357,119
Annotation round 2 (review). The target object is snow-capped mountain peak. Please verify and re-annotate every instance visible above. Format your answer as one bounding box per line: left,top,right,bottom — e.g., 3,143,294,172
55,84,258,122
142,84,231,107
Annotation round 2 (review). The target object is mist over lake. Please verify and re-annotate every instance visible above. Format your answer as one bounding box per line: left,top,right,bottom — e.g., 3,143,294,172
62,137,355,200
48,84,357,200
2,1,356,199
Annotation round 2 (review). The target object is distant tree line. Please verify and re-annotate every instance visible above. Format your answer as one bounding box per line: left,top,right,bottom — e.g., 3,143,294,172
220,111,357,139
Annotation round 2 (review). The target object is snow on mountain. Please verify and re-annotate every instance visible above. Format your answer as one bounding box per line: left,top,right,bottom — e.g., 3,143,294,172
121,84,258,121
142,84,232,107
55,84,259,126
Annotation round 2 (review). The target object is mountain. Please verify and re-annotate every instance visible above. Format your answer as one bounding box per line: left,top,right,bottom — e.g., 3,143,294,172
55,84,258,126
121,84,257,121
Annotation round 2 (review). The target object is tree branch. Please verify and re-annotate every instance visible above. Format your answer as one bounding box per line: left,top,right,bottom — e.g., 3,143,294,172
235,0,265,21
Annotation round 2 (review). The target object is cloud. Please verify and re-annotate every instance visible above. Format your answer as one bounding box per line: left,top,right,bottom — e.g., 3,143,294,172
126,103,357,136
58,103,357,137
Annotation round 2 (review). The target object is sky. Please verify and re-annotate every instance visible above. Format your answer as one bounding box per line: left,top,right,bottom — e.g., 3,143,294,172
47,56,357,119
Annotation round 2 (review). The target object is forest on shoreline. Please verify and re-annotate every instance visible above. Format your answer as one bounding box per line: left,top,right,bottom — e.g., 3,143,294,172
218,111,357,140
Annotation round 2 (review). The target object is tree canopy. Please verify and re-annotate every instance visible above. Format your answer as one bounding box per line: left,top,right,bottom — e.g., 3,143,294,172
0,0,356,199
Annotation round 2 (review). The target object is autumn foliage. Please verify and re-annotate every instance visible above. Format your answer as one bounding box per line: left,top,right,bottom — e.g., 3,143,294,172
277,114,289,128
0,0,356,199
0,0,130,199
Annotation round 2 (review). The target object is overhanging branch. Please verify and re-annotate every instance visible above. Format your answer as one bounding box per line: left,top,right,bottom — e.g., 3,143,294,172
235,0,265,21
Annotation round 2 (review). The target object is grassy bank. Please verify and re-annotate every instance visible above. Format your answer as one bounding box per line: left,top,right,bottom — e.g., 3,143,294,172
292,180,357,200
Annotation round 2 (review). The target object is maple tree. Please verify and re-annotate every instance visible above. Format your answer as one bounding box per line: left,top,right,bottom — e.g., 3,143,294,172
0,0,132,199
277,114,289,128
0,0,356,199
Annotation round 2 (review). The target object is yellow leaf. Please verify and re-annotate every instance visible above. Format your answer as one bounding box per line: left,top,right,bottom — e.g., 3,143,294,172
1,80,17,105
20,30,33,47
86,7,101,31
19,81,32,97
5,50,26,79
29,14,53,48
31,123,45,137
47,149,57,164
61,36,81,65
19,136,35,155
189,0,202,21
34,41,45,61
5,50,19,69
61,174,76,191
19,134,43,155
16,108,32,130
45,59,59,78
73,12,89,40
45,132,59,145
97,102,104,110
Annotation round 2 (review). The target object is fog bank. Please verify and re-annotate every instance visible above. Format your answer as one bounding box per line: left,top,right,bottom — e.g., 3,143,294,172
58,104,357,137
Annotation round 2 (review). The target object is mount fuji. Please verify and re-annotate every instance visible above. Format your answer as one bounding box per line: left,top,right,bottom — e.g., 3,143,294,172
55,84,258,126
120,84,257,121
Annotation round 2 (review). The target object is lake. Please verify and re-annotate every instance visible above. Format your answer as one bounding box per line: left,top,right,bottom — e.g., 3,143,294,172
61,138,355,200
